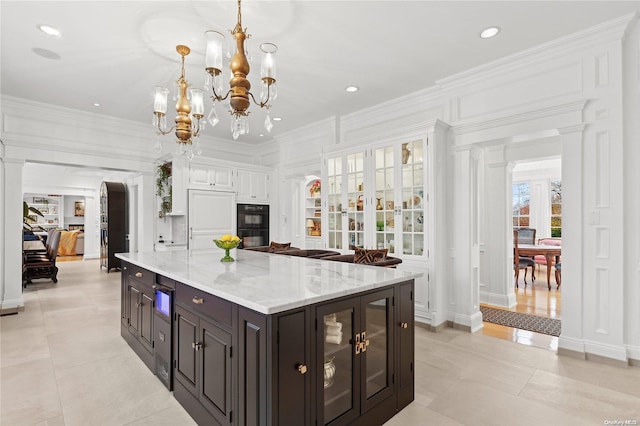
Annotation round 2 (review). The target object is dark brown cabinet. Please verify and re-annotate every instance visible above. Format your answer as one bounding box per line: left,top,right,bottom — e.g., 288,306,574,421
315,288,396,426
120,260,414,426
175,306,233,425
173,284,235,426
120,264,155,371
100,181,126,272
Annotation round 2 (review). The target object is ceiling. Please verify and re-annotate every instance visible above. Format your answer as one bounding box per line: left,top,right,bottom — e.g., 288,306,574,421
2,1,639,145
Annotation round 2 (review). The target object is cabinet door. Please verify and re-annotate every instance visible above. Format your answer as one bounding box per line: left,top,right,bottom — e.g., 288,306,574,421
316,298,360,426
397,281,414,409
139,287,154,353
325,156,344,250
237,170,269,202
345,152,366,249
127,285,141,335
188,164,233,190
175,306,199,397
199,318,232,424
360,288,394,414
188,190,236,250
277,309,311,426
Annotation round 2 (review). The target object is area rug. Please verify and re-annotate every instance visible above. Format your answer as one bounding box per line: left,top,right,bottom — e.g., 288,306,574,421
480,306,561,337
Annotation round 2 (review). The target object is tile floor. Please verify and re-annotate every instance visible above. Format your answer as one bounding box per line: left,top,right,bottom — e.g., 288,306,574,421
2,260,640,425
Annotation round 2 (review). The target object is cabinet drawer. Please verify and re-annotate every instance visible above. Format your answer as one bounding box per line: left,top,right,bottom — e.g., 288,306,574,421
176,282,232,327
127,264,154,286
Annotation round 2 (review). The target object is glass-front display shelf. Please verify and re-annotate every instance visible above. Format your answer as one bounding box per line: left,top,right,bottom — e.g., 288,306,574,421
320,294,390,425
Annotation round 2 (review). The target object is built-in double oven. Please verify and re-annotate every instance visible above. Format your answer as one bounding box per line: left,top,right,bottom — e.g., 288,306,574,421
237,204,269,248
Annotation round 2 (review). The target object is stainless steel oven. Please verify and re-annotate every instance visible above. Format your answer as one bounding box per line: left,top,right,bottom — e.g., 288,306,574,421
237,204,269,248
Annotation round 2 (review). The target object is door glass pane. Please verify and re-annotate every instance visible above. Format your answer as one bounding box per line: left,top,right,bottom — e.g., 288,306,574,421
323,309,354,424
400,140,425,256
375,146,394,251
327,157,343,249
365,297,389,399
347,153,365,249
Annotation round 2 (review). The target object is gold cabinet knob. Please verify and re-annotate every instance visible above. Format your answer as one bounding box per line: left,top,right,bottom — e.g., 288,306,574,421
192,296,204,305
135,272,142,278
400,322,408,329
297,364,308,375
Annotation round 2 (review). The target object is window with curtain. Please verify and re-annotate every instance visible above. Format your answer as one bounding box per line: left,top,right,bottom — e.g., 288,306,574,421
512,183,530,227
550,180,562,237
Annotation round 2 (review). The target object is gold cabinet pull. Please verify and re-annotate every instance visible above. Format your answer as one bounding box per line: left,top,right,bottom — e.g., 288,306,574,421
135,272,143,278
361,331,369,352
192,296,204,305
297,364,308,375
192,342,203,351
400,322,408,329
355,333,361,355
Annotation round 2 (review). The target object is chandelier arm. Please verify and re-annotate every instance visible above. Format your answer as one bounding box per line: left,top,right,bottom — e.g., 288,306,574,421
155,124,176,136
247,91,269,108
211,87,233,103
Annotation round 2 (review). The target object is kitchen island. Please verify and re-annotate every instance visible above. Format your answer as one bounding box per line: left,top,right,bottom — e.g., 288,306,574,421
116,249,420,426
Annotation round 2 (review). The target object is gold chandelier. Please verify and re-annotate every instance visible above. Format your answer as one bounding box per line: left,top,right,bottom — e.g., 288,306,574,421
152,0,278,159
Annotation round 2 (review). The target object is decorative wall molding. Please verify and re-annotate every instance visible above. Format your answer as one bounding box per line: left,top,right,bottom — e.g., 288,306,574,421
452,99,588,137
450,61,584,122
437,12,636,92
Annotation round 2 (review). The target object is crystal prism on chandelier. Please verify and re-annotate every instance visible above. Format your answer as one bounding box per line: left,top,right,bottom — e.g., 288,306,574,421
151,0,279,158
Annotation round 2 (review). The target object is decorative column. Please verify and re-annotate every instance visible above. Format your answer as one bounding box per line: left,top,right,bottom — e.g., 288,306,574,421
480,145,517,308
449,145,483,332
1,159,25,313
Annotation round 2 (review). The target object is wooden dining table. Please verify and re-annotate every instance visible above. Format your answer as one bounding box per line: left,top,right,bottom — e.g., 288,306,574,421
23,240,46,252
517,243,562,290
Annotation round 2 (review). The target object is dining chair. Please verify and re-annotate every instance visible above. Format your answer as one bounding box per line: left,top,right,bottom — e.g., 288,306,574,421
516,227,536,245
554,262,562,289
513,229,536,288
535,237,562,273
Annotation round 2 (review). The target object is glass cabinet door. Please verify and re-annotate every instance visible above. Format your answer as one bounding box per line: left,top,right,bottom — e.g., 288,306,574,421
374,146,396,254
326,157,343,249
346,152,365,249
318,302,358,425
400,140,425,257
360,288,394,412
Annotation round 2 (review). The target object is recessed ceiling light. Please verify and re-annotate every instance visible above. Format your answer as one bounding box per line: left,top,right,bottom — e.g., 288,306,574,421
93,103,101,107
272,117,282,122
32,48,61,60
345,86,359,93
259,134,264,137
480,27,500,39
38,24,62,38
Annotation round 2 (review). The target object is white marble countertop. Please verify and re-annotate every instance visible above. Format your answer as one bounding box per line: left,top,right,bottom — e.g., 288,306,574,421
116,249,422,315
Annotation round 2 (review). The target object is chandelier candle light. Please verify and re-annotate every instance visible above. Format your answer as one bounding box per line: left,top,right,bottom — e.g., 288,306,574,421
153,0,279,159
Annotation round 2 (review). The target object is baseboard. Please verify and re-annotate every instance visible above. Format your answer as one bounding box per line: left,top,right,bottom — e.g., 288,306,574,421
415,319,448,333
0,306,20,316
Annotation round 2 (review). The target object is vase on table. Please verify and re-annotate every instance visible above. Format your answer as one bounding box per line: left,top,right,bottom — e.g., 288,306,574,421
213,239,241,262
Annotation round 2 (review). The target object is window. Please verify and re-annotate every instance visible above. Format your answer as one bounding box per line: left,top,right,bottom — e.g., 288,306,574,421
512,183,530,227
550,180,562,237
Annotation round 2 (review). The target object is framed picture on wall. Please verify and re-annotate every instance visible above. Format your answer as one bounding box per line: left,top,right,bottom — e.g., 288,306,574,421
74,201,85,217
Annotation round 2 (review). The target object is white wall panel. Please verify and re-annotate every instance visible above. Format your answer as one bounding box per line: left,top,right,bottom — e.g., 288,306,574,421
454,62,583,121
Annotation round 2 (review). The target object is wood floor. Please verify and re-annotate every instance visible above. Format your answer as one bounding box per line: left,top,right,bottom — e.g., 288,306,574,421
481,264,561,352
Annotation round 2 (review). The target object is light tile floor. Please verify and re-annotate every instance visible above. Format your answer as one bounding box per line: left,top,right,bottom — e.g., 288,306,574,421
2,260,639,425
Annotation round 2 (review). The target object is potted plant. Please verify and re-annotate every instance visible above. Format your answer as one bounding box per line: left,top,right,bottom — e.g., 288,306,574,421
156,161,172,218
23,201,44,230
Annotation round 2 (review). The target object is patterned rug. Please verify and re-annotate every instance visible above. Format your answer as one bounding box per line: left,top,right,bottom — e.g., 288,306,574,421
480,306,561,337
